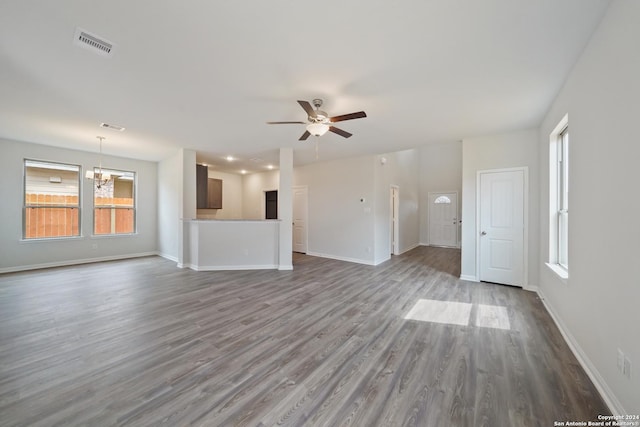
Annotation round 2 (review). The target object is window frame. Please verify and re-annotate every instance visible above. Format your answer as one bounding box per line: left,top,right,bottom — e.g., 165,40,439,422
23,159,82,240
556,127,569,270
548,114,569,279
90,167,137,236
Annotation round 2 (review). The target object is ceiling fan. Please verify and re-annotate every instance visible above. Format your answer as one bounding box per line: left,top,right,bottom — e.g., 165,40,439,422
267,99,367,141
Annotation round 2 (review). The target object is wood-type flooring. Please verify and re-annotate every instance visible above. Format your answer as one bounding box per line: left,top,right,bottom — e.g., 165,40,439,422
0,247,609,426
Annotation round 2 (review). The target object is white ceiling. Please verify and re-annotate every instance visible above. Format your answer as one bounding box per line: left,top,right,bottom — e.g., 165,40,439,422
0,0,610,174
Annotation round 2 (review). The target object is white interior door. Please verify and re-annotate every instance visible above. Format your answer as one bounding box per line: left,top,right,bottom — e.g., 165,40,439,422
428,192,458,247
479,169,525,286
292,186,308,253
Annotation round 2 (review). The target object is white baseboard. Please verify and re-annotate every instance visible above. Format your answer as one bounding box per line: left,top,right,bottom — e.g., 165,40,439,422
536,289,625,416
459,274,479,282
188,264,279,271
430,244,460,249
306,251,376,266
399,243,420,255
374,255,391,266
278,264,293,271
0,252,158,274
158,252,178,263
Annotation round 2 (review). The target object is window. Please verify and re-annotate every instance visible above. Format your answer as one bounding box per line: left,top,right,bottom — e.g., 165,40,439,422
434,195,451,204
23,160,80,239
549,114,569,275
557,127,569,269
91,168,136,235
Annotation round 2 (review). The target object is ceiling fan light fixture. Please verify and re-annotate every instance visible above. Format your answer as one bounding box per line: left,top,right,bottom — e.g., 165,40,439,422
267,99,366,140
307,123,329,137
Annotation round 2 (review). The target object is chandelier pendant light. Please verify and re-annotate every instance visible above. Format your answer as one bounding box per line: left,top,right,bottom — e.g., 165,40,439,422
85,136,111,188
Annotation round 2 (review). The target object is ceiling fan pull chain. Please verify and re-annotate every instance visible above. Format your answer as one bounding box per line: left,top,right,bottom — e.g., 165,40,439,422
315,139,319,160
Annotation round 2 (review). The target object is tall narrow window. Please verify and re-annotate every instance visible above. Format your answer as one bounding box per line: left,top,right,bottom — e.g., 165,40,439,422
549,114,569,276
23,160,80,239
557,127,569,269
92,168,136,235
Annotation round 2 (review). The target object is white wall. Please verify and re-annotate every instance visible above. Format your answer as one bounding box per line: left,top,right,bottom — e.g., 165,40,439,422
419,142,463,246
184,220,279,270
0,138,158,272
537,0,640,414
460,129,539,287
374,149,421,264
242,170,280,219
197,169,243,219
294,155,377,264
278,148,293,270
157,151,182,261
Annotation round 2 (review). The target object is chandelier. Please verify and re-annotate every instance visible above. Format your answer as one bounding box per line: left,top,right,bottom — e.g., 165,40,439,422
85,136,111,188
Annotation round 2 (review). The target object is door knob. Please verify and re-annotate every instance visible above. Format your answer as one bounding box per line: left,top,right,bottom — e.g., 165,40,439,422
481,231,487,236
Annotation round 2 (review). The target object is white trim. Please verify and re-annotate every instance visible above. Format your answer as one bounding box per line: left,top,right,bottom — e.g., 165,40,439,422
188,264,279,271
374,255,391,266
460,274,479,282
306,251,376,266
0,251,158,274
158,252,178,263
390,185,400,256
399,243,420,255
545,262,569,282
548,114,569,270
536,289,624,416
278,264,293,271
475,167,529,287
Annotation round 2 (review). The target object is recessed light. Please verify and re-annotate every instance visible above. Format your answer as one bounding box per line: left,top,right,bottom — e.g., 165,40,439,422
267,165,274,170
225,156,234,162
240,170,247,174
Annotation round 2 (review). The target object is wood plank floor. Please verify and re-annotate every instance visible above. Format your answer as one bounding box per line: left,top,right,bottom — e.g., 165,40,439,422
0,247,608,426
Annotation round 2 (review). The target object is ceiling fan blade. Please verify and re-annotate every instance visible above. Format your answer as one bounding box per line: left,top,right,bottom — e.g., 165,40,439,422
297,100,316,118
329,111,367,123
299,130,311,141
329,126,352,138
266,121,306,124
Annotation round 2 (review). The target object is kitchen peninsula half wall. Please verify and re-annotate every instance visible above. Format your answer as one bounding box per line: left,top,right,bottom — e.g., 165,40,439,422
180,219,280,271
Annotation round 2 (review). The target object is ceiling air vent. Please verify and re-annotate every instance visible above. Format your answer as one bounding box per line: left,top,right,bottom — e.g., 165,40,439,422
100,123,125,132
73,27,114,57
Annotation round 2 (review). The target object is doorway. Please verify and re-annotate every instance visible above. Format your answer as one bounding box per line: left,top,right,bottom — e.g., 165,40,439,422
390,186,399,255
265,190,278,220
477,168,527,287
292,186,308,253
428,191,458,247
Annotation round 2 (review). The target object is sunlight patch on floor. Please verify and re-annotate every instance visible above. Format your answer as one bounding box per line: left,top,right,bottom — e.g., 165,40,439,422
404,299,511,330
476,304,511,330
403,299,472,326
